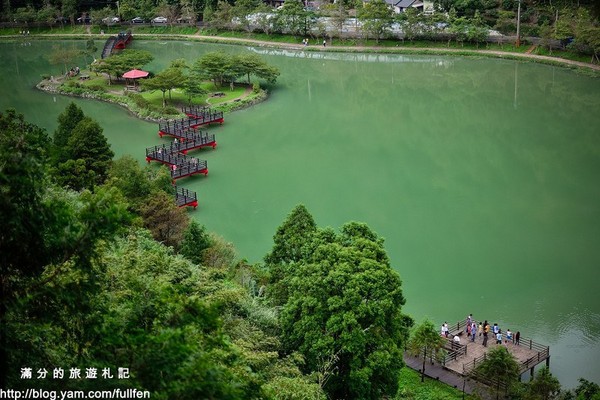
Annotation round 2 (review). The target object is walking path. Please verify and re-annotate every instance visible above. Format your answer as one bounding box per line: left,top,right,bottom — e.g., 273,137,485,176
403,352,490,399
25,33,600,72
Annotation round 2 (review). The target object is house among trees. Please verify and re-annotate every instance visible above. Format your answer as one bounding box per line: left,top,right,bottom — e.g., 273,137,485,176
384,0,434,14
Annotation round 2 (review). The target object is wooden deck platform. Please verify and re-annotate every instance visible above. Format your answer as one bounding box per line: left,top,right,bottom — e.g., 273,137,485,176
175,186,198,208
170,159,208,181
442,320,550,381
182,105,224,125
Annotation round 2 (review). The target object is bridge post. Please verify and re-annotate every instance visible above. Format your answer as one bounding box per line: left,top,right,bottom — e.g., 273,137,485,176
530,366,535,381
546,355,550,368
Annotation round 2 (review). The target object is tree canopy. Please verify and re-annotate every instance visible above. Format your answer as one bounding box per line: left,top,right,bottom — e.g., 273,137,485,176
267,206,413,399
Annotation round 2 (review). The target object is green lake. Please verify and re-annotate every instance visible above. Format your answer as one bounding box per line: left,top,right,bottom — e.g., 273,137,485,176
1,39,599,388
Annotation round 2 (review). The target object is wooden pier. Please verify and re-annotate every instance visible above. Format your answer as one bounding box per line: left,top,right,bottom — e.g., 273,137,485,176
144,108,222,208
443,319,550,381
145,147,208,181
170,159,208,180
182,105,224,125
158,109,224,137
175,186,198,208
406,318,551,395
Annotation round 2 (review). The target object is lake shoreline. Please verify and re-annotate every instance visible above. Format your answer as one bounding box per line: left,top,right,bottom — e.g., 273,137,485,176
4,33,600,75
35,76,269,123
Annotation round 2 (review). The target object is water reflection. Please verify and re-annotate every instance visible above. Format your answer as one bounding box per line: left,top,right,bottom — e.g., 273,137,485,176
248,46,455,66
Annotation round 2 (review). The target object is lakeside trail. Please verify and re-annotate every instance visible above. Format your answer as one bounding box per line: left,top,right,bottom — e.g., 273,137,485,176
23,32,600,71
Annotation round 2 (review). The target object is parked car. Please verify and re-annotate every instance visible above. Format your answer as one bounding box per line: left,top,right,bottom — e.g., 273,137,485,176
76,15,91,24
55,16,69,24
176,17,193,24
131,17,144,24
152,16,168,23
102,16,120,24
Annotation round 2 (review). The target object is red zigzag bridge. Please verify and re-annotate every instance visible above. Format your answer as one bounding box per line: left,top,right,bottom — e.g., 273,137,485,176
145,105,223,209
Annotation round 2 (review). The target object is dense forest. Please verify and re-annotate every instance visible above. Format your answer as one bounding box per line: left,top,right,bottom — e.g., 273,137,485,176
0,103,414,399
3,103,600,399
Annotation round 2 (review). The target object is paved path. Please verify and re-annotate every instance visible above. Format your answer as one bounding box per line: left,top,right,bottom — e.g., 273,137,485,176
23,32,600,72
403,352,491,399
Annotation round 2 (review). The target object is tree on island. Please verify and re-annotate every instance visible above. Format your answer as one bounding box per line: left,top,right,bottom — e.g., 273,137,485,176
92,49,153,83
48,44,81,75
143,66,186,107
407,319,447,382
193,52,280,88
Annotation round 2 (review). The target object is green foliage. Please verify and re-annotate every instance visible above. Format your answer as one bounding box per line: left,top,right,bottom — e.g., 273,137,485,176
143,66,187,107
93,49,153,82
474,346,521,399
139,190,190,249
273,0,314,37
108,155,153,210
125,91,150,108
194,51,279,88
395,367,476,399
0,109,51,278
47,44,81,75
524,367,561,400
358,0,394,43
265,204,317,266
407,319,446,382
572,378,600,400
179,220,213,264
270,206,412,399
262,376,327,399
53,102,83,163
69,117,113,181
203,233,237,268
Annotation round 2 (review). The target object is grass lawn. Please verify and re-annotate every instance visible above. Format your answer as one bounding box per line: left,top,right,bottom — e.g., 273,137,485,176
140,84,246,108
396,368,478,400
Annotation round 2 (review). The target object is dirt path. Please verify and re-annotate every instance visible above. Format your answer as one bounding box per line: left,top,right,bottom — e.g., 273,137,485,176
30,32,600,72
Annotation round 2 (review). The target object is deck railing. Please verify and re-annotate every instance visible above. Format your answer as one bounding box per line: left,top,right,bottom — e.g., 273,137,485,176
175,186,197,207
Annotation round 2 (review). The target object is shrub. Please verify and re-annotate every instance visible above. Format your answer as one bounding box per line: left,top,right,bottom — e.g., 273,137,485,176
86,83,106,92
65,80,81,88
125,92,149,108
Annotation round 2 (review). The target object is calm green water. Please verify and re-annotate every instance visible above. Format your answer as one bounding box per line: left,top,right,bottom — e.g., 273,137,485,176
2,39,599,388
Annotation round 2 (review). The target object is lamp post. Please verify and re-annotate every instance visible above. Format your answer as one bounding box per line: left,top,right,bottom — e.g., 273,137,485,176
116,1,120,19
515,0,521,47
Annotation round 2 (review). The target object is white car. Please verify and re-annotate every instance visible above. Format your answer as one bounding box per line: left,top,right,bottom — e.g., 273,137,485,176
152,16,168,23
102,16,120,24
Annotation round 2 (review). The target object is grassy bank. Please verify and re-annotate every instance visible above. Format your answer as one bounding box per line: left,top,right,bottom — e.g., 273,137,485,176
397,368,479,400
37,70,267,121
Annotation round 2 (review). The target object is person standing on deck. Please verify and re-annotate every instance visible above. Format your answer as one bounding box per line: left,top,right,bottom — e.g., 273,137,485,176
471,322,477,342
506,329,512,344
466,314,473,333
496,330,502,345
515,331,520,345
478,322,483,337
493,323,499,336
